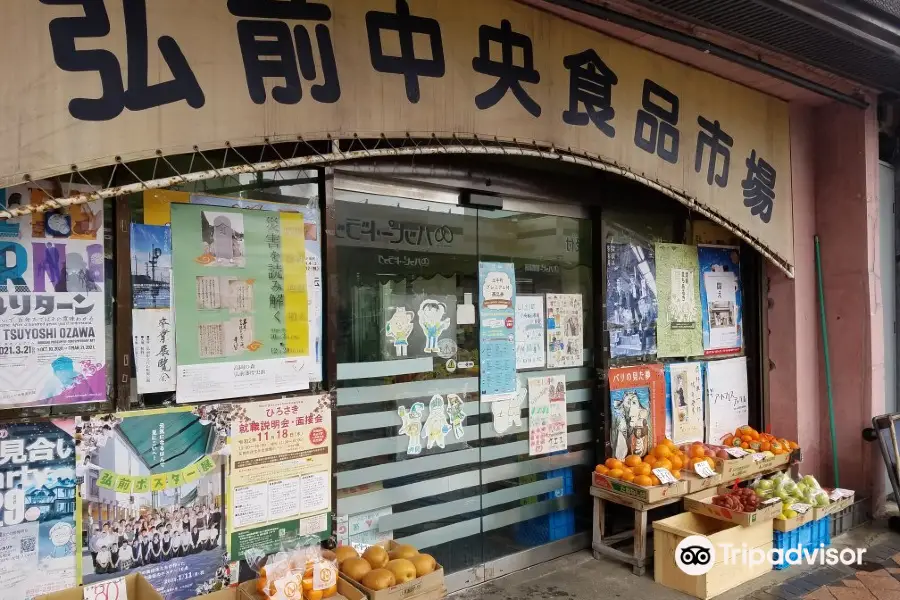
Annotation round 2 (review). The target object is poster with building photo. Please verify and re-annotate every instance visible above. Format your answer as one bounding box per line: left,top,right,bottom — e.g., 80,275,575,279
0,421,76,600
515,295,545,369
0,186,106,409
131,224,172,309
665,362,705,445
608,364,665,458
77,407,230,600
171,204,311,402
655,244,703,358
546,294,583,368
698,246,743,355
382,294,457,361
606,243,657,358
228,395,332,561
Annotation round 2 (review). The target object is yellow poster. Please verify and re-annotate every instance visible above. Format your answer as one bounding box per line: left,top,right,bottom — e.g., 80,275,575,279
143,189,190,225
228,395,332,560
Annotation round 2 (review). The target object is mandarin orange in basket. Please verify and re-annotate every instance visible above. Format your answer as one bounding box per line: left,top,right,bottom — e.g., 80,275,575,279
605,458,622,470
634,475,653,486
624,455,643,468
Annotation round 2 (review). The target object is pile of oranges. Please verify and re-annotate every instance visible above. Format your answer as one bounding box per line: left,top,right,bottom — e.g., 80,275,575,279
721,425,799,454
594,439,716,487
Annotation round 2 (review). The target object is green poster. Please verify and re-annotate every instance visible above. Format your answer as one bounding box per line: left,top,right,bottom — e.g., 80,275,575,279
182,463,200,483
655,243,703,358
133,475,151,493
96,469,116,490
114,474,134,493
170,204,309,403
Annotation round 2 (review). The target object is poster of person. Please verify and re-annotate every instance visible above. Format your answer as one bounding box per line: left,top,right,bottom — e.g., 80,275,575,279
606,243,657,358
131,224,172,309
608,364,665,458
655,243,703,358
665,362,704,445
546,294,583,368
0,183,106,409
698,245,743,355
0,421,77,600
77,407,232,600
171,204,312,402
382,294,457,361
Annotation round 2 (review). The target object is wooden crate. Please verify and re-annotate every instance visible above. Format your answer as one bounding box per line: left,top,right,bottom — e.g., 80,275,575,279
593,473,688,503
653,512,772,599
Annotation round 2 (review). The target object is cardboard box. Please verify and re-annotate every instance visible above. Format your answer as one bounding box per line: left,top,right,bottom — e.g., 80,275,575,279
773,508,815,532
682,473,723,494
237,577,366,600
755,453,791,473
714,455,758,480
813,490,856,520
592,473,688,503
653,512,774,599
342,541,445,600
37,574,163,600
685,494,782,526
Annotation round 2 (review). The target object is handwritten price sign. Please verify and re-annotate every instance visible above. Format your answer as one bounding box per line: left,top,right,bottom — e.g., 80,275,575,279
83,578,127,600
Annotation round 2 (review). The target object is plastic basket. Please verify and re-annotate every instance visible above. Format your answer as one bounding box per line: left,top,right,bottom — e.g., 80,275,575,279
514,509,576,546
772,515,831,570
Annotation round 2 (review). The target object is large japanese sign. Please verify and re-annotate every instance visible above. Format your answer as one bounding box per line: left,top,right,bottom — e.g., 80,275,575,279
0,185,105,409
7,0,793,268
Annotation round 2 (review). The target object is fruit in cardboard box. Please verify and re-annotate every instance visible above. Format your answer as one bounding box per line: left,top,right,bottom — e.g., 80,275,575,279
388,544,418,561
362,568,396,591
340,557,372,581
334,546,358,565
363,545,389,569
411,553,437,577
386,558,417,583
712,488,760,512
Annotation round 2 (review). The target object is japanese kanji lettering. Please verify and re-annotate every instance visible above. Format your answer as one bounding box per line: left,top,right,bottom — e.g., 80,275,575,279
562,49,618,137
741,149,776,223
695,116,733,188
472,19,541,117
634,79,679,164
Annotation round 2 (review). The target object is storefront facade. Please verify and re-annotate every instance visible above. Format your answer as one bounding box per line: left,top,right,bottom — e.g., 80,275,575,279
0,0,888,598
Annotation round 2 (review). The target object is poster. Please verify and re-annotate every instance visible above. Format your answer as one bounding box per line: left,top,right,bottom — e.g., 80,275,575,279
606,243,657,358
515,295,545,369
655,244,703,358
171,204,311,402
383,294,457,361
706,357,749,445
698,245,743,355
546,294,583,368
0,190,106,409
77,408,229,600
528,376,567,456
665,362,705,445
131,224,172,309
132,310,176,394
0,421,76,600
608,364,665,458
337,508,393,553
228,395,331,561
478,262,517,402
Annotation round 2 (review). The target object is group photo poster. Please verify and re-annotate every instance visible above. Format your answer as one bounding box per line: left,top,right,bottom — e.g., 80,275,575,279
0,185,106,409
0,421,77,600
228,395,332,562
479,262,517,402
698,245,743,355
608,364,665,458
655,243,703,358
76,407,231,600
606,243,657,358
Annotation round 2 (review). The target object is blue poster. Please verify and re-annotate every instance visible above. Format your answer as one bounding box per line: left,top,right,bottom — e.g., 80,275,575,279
130,223,172,309
698,246,743,356
0,421,77,600
479,262,517,401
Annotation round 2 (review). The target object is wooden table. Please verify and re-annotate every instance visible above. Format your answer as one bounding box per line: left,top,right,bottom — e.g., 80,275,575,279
590,485,683,576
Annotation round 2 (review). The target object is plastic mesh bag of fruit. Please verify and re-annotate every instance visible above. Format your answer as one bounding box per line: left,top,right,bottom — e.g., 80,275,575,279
254,538,340,600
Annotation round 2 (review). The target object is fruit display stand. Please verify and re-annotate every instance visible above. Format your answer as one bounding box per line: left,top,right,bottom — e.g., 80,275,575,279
591,475,689,575
236,579,365,600
340,542,445,600
653,512,774,599
684,492,783,526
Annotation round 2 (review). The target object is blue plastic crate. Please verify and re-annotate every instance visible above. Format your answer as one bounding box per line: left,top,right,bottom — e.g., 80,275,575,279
543,467,574,500
514,509,576,546
772,515,832,570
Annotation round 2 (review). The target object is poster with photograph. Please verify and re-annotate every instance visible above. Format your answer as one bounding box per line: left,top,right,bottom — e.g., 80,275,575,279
655,244,703,358
132,310,176,394
0,421,76,600
131,224,172,309
479,262,517,402
706,357,749,445
515,295,545,369
171,204,311,402
382,294,457,361
546,294,583,368
608,364,665,458
228,395,331,561
606,243,657,358
528,376,567,456
77,407,230,600
665,362,705,445
0,188,106,409
698,245,743,355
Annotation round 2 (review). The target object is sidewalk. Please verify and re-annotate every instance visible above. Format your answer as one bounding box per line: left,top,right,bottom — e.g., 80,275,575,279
452,518,900,600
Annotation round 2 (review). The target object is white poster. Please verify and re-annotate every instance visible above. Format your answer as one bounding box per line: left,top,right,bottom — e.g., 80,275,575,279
132,309,176,393
704,271,739,350
706,357,749,445
667,362,704,445
546,294,583,368
528,375,568,456
0,195,106,408
515,295,545,369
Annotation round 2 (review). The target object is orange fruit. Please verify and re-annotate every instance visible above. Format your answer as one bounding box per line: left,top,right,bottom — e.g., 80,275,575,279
760,442,771,452
691,445,706,459
654,445,672,459
655,458,673,471
741,442,750,449
323,585,338,599
595,465,609,475
607,468,624,479
302,577,314,592
620,466,634,475
705,457,716,469
634,475,653,486
741,435,753,443
789,441,799,450
605,458,624,470
643,455,657,467
624,455,643,468
670,455,684,470
649,474,661,486
662,438,676,449
634,463,651,476
306,590,324,600
621,472,636,483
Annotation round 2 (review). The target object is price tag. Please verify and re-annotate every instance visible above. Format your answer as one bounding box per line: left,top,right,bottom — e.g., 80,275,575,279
762,497,781,506
652,468,677,485
725,447,748,458
313,560,337,591
828,489,843,502
751,453,767,462
833,488,852,499
693,460,716,478
84,578,128,600
790,503,812,514
750,475,762,487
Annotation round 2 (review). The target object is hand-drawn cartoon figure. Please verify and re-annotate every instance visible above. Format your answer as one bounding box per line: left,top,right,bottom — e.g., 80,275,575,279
48,521,75,559
386,307,415,357
447,394,466,440
422,395,452,449
491,383,527,434
418,300,450,354
398,402,425,455
612,390,651,459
